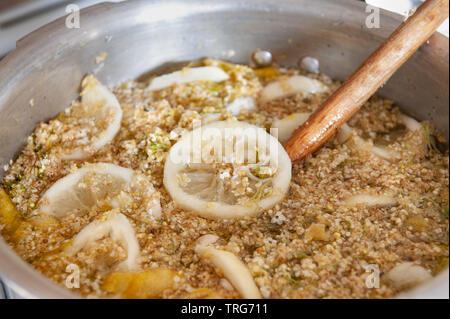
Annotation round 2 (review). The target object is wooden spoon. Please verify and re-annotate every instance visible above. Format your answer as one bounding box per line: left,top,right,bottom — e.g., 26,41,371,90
284,0,449,162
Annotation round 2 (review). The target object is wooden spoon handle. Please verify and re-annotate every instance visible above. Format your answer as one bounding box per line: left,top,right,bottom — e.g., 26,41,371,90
284,0,449,162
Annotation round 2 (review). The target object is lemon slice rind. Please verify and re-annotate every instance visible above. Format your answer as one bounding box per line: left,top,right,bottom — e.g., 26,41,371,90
260,75,326,103
271,112,311,143
38,163,132,218
195,240,261,299
66,212,140,270
61,76,123,160
226,97,256,116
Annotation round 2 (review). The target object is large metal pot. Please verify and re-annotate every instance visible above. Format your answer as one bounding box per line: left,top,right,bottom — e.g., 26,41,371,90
0,0,448,299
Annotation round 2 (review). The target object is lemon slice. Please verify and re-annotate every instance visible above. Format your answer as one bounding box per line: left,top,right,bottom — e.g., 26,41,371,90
0,188,21,235
386,262,432,289
335,123,353,144
345,193,397,208
271,112,311,143
102,268,177,298
37,163,161,219
195,235,261,299
65,211,140,270
163,120,291,219
148,66,230,91
350,135,400,162
260,75,326,102
399,114,422,131
226,97,256,116
59,75,122,160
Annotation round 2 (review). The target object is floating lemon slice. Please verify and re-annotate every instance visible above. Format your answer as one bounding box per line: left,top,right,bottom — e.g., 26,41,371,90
195,235,261,299
345,193,397,208
386,262,432,289
36,162,161,220
271,112,311,143
102,268,177,298
0,188,21,235
399,114,422,131
60,75,122,160
163,120,291,219
334,123,400,161
260,75,326,102
147,66,230,91
65,211,140,270
350,135,400,162
225,97,256,116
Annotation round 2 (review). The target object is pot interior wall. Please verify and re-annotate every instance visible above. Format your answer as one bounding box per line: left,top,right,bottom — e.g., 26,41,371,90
0,0,448,171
